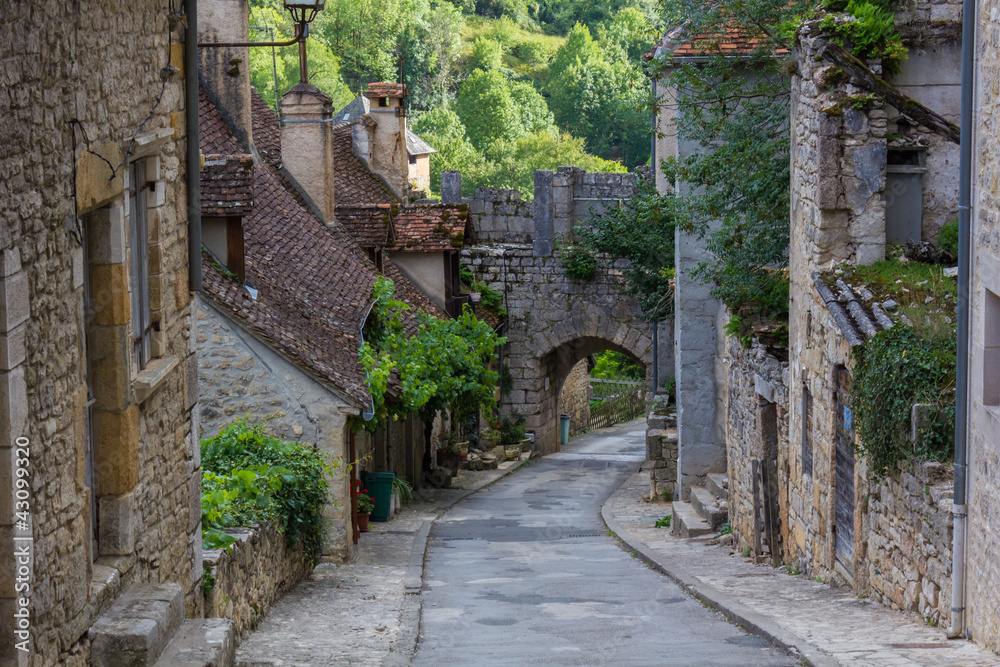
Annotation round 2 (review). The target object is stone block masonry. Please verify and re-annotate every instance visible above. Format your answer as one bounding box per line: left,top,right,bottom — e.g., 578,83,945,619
0,2,200,664
203,520,313,639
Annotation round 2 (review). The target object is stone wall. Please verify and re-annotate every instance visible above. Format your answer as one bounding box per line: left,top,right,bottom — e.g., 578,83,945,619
203,520,313,639
0,3,200,664
724,337,789,554
646,394,678,501
968,0,1000,650
558,360,591,436
442,168,640,248
463,245,656,453
196,298,353,560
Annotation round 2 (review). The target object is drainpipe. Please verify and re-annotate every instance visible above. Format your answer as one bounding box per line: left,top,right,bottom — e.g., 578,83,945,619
949,0,975,639
186,0,202,292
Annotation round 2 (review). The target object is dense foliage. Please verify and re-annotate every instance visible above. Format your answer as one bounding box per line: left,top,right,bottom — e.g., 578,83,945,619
591,350,645,381
201,419,333,559
853,326,956,478
577,177,675,319
248,0,661,196
359,277,505,430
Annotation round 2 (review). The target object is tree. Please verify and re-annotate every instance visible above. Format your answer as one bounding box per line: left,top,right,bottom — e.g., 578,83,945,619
484,131,626,195
412,106,488,196
577,177,675,319
545,23,650,167
454,69,554,153
401,0,466,110
469,36,504,71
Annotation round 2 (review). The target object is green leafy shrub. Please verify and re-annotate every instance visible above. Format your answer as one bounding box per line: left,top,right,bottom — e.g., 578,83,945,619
854,326,956,478
937,219,959,258
488,412,526,445
591,351,644,381
201,419,332,558
560,245,598,281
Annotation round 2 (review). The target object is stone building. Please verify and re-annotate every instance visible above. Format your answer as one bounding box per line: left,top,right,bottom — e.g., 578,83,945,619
0,1,202,663
650,0,968,632
964,0,1000,650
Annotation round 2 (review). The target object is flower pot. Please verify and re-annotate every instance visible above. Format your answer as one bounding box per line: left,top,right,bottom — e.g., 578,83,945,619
504,444,522,461
358,512,370,533
519,437,533,454
457,440,469,461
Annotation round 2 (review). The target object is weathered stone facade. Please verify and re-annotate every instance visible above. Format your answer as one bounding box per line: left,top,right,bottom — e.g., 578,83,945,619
203,520,312,639
453,166,673,454
646,394,678,500
724,337,789,554
0,2,199,663
967,0,1000,649
195,298,353,560
558,360,591,436
463,244,656,454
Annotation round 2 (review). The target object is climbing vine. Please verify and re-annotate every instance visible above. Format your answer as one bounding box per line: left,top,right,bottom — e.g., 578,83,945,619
853,326,956,478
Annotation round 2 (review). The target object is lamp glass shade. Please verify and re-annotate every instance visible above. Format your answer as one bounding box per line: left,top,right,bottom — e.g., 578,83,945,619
284,0,325,23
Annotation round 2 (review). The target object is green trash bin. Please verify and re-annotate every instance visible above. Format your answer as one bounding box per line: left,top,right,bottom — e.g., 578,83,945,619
368,472,395,522
560,414,571,446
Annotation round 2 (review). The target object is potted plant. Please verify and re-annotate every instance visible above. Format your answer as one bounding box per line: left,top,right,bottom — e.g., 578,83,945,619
488,412,527,461
437,432,463,475
356,487,375,532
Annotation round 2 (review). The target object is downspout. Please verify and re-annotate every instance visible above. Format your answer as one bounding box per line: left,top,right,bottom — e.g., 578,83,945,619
186,0,202,292
949,0,975,639
359,295,380,422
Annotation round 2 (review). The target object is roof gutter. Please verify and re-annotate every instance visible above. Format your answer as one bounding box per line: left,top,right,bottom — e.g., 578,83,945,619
186,0,202,292
949,0,975,640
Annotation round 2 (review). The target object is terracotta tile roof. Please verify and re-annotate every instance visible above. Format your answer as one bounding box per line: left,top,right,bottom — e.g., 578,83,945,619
251,88,282,168
336,205,395,248
331,123,398,206
201,155,255,217
645,21,781,60
366,82,407,99
199,88,242,155
389,204,470,252
201,161,378,406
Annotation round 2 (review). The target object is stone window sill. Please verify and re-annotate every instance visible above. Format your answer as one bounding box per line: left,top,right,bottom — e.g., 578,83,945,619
135,355,179,404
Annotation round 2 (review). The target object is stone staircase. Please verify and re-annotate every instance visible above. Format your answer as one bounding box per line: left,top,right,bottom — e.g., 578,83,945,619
671,472,730,538
89,583,235,667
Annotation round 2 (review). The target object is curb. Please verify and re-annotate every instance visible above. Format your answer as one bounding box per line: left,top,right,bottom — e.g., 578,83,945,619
383,456,529,666
600,470,841,667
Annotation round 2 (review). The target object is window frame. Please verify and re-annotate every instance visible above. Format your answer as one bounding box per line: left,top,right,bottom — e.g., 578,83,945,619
128,159,153,371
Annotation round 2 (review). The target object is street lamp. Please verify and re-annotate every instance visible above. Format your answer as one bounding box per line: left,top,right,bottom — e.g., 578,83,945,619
199,0,327,84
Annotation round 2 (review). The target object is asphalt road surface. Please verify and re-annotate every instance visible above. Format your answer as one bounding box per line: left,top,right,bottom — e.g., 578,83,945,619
412,420,800,666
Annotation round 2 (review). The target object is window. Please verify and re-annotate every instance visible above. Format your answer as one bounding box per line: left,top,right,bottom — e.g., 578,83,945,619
128,160,152,370
985,288,1000,406
378,97,388,108
801,384,813,477
408,155,417,165
203,216,245,282
885,148,926,244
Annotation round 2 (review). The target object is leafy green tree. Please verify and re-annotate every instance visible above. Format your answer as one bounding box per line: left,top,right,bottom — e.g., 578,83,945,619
413,106,489,196
314,0,412,92
577,177,675,319
545,23,649,167
469,36,504,71
401,0,466,109
533,0,662,35
454,69,554,153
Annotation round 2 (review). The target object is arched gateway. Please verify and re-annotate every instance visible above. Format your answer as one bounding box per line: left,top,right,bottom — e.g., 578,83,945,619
446,167,672,454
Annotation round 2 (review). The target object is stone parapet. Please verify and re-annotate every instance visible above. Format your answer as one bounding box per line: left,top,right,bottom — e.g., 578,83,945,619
203,520,313,639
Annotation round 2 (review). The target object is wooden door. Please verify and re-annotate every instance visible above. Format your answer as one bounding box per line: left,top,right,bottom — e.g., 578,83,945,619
833,366,855,576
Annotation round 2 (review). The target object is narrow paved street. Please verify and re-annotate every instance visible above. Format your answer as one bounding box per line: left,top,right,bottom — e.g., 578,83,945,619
413,420,799,666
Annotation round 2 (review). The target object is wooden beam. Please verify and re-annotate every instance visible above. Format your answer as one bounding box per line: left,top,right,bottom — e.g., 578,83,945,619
819,42,961,145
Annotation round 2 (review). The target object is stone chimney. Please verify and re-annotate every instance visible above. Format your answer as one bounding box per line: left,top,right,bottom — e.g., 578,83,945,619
279,84,336,222
352,83,409,202
198,0,253,153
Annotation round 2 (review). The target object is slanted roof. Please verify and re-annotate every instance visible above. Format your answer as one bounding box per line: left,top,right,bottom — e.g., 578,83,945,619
389,204,470,252
337,204,395,248
383,256,446,331
406,129,436,156
199,90,254,217
645,21,781,61
334,95,371,124
813,273,895,348
251,89,282,168
331,123,398,206
366,82,407,99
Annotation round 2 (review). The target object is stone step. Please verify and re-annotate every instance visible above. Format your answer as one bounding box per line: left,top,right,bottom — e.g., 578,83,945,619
153,618,236,667
89,583,185,667
690,486,728,530
671,501,714,538
706,473,729,502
